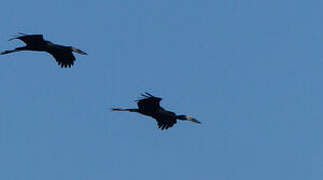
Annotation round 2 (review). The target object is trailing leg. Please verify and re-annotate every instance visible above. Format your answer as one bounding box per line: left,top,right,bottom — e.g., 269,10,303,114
111,108,139,112
1,47,27,55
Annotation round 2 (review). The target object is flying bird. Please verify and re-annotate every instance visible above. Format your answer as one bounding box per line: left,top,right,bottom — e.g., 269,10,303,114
1,33,87,68
112,92,201,130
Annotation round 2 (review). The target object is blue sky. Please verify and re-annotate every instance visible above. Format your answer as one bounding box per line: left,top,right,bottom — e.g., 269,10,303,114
1,0,323,179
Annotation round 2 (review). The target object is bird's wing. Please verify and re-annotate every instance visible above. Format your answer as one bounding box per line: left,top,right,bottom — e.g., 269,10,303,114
46,47,75,68
154,112,177,130
11,34,45,45
136,92,162,114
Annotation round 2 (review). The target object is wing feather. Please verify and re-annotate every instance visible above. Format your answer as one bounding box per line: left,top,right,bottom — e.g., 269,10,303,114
154,110,177,130
136,93,162,115
46,46,75,68
11,34,45,45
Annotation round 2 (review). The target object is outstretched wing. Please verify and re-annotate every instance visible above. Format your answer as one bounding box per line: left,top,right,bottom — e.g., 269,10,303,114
154,111,177,130
46,45,76,68
136,92,162,115
10,34,45,45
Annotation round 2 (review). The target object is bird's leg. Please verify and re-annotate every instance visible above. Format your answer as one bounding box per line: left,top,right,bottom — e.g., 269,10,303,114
0,46,27,55
111,108,139,112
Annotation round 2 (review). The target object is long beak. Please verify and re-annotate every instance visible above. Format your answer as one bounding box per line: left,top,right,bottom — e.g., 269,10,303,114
72,47,87,55
192,118,201,124
190,118,201,124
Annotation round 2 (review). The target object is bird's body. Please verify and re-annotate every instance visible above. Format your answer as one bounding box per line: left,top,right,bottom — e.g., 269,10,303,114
1,33,87,68
112,93,200,130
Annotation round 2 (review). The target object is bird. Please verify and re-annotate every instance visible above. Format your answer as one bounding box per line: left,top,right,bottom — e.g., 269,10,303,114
112,92,201,130
1,33,87,68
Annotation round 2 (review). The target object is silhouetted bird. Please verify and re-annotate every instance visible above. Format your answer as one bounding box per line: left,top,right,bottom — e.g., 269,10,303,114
1,33,87,68
112,92,201,130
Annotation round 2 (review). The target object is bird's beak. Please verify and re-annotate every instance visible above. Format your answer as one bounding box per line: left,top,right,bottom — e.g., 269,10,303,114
190,118,201,124
187,116,201,124
72,47,87,55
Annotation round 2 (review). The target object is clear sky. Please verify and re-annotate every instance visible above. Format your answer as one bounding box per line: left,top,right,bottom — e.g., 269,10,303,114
0,0,323,179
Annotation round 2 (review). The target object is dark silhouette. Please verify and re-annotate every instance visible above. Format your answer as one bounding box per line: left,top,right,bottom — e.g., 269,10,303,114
112,92,201,130
1,33,87,68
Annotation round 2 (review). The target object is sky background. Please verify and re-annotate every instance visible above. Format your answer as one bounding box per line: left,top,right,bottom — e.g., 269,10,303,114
0,0,323,179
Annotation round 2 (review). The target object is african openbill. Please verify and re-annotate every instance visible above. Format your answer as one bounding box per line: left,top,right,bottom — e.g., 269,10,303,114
1,33,87,68
112,92,201,130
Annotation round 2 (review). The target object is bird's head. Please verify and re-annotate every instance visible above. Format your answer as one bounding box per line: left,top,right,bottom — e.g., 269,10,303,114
177,115,201,124
71,47,87,55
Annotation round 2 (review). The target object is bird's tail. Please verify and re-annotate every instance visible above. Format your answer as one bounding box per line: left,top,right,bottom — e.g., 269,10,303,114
111,108,138,112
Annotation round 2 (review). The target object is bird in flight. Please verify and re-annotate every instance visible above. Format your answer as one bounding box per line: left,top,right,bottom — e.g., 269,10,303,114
112,92,201,130
1,33,87,68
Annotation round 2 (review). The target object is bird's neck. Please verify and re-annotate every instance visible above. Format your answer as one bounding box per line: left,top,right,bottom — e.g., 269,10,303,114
176,115,187,120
